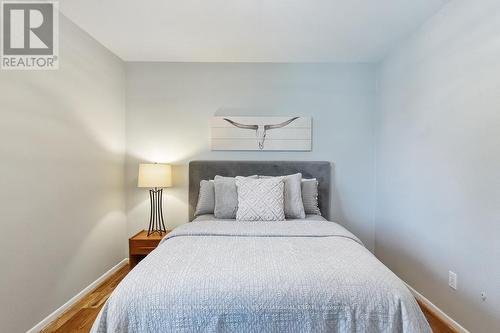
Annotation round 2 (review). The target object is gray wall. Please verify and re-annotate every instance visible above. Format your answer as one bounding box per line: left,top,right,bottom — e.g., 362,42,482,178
126,63,377,250
0,16,127,332
375,1,500,332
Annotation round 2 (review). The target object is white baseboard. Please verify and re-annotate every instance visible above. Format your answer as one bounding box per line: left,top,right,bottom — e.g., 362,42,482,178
27,258,128,333
405,283,470,333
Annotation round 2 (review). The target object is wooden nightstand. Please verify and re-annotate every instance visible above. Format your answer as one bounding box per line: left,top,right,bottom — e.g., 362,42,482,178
129,230,171,268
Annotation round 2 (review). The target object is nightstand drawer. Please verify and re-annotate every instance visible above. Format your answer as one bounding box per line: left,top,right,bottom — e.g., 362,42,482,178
129,238,161,252
130,244,159,255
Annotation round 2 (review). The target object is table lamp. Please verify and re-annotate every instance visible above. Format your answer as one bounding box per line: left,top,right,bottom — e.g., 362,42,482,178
137,163,172,236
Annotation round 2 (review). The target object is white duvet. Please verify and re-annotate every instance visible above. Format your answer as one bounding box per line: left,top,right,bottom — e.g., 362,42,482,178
92,220,431,333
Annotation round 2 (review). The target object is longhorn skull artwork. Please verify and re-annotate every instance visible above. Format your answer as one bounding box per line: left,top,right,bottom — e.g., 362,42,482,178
223,117,300,150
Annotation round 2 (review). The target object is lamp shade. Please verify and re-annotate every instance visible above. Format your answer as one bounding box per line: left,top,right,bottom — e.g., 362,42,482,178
137,163,172,188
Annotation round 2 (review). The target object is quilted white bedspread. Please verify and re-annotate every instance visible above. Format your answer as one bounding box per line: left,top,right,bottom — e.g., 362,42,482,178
91,220,431,333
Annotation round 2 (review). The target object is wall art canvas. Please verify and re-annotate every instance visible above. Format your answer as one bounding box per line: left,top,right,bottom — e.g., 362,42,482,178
211,116,312,151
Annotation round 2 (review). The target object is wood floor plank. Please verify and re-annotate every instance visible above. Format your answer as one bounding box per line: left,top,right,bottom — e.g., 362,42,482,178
40,264,453,332
40,265,130,333
418,300,458,333
53,308,102,333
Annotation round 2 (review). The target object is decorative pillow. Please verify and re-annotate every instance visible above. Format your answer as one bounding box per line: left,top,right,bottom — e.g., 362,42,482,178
194,180,214,216
259,173,305,219
214,175,257,219
301,178,322,215
235,177,285,221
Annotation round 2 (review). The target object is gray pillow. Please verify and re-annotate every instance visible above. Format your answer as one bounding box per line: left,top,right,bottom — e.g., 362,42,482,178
214,175,257,219
194,180,214,216
259,173,306,219
235,177,285,221
302,178,321,215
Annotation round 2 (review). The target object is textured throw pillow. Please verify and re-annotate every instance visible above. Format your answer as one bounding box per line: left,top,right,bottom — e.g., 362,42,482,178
235,177,285,221
214,175,257,219
194,180,214,216
259,173,305,219
301,178,322,215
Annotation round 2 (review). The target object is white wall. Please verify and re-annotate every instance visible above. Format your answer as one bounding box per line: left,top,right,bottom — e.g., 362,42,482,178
375,1,500,332
0,16,126,332
126,63,377,250
6,4,497,331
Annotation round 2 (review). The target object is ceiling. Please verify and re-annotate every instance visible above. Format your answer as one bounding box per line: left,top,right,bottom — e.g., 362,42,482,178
59,0,448,62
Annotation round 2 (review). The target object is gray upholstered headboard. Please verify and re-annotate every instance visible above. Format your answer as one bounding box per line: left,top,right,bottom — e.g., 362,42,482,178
189,160,331,221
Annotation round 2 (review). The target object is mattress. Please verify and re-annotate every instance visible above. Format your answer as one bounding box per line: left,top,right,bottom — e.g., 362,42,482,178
91,220,430,333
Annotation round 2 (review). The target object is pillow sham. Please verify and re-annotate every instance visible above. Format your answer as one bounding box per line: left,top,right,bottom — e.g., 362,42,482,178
301,178,322,215
235,177,285,221
214,175,257,219
259,173,305,219
194,180,214,216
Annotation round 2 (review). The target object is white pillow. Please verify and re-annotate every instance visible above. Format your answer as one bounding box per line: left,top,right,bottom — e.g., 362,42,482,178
235,177,285,221
259,173,305,219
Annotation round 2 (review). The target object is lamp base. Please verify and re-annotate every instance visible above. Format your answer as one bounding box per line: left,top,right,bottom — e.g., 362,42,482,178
148,188,167,236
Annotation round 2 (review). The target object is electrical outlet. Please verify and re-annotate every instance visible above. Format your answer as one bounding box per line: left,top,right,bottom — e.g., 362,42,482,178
448,271,457,290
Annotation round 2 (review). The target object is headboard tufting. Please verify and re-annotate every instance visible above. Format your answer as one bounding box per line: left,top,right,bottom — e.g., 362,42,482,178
188,160,331,221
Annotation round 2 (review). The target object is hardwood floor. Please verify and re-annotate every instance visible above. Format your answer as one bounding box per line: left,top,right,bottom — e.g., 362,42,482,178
40,264,455,332
417,300,458,333
40,265,130,333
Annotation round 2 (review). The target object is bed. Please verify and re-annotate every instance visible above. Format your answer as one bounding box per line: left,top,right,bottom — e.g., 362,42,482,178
91,161,431,333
